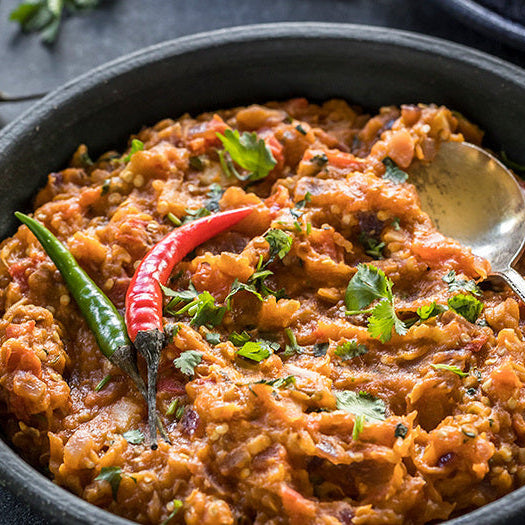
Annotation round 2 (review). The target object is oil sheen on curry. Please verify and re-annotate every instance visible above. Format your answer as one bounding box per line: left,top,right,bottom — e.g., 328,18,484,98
1,99,524,525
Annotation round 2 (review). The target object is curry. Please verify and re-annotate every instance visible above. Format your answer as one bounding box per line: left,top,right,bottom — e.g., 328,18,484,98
1,98,524,524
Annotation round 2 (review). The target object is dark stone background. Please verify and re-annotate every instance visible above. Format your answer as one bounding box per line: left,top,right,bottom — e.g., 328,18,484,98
0,0,524,522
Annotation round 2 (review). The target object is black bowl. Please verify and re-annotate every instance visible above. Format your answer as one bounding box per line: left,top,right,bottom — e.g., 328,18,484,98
1,22,525,525
433,0,525,50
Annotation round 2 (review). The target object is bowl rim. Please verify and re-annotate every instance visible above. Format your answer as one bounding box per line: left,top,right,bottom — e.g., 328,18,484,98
433,0,525,50
1,21,525,525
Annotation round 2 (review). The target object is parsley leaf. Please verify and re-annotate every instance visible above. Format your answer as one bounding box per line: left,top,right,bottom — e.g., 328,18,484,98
335,390,387,422
123,139,144,163
264,229,293,261
95,466,122,500
431,363,468,378
173,350,203,376
122,429,144,445
216,129,276,181
237,340,277,362
442,270,481,296
345,264,392,312
448,294,483,323
10,0,101,44
254,375,296,389
160,500,183,525
335,340,368,360
382,157,408,184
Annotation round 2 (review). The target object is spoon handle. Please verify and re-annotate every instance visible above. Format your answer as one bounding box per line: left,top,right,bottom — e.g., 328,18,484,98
495,267,525,304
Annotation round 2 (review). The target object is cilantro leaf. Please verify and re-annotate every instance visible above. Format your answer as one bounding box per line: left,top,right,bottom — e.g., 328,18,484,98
205,332,221,345
189,155,206,171
335,340,368,360
122,429,144,445
123,139,144,163
237,340,277,362
160,500,183,525
225,278,263,306
382,157,408,184
442,270,481,296
352,414,365,440
417,301,446,321
431,363,468,378
204,183,224,213
448,293,483,323
216,129,276,181
161,282,199,303
359,233,385,259
170,290,226,328
313,342,329,357
229,331,251,346
254,375,296,389
345,264,392,312
264,229,293,261
95,466,122,500
368,299,407,343
282,328,303,357
335,390,386,422
173,350,203,376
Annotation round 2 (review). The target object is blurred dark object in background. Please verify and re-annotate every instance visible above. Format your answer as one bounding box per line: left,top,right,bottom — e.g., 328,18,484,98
479,0,525,23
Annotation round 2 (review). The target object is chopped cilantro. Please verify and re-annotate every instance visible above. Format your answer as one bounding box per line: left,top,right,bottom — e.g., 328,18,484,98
282,328,303,357
448,294,483,323
335,390,387,422
216,129,276,181
237,340,277,362
166,398,180,417
359,233,385,259
417,301,446,321
205,332,221,345
204,183,224,213
122,429,144,445
352,414,365,440
311,153,328,166
382,157,408,184
345,264,406,342
173,350,203,376
95,467,122,500
189,155,206,171
442,270,481,296
392,217,401,230
431,363,468,378
123,139,144,163
462,428,476,439
95,374,112,392
395,423,408,439
229,331,251,346
169,290,227,328
295,124,307,135
255,375,296,389
264,229,293,261
167,212,182,227
225,278,263,306
182,206,211,224
306,223,312,235
313,342,329,357
160,500,183,525
334,340,368,360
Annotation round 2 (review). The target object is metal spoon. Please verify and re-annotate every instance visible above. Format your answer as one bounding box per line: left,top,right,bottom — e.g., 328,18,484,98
408,141,525,302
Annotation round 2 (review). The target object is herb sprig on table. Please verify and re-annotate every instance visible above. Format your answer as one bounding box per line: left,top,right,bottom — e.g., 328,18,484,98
10,0,102,44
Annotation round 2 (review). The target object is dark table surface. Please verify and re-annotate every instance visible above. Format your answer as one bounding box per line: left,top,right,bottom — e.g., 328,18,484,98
1,0,525,523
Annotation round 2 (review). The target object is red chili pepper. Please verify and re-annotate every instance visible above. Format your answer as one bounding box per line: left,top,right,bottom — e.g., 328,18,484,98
125,206,252,447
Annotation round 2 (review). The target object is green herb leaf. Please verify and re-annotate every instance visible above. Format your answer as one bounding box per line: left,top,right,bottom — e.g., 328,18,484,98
237,340,277,362
431,363,468,378
254,375,296,389
95,374,112,392
448,293,483,323
167,212,182,227
382,157,408,184
295,124,307,135
216,129,276,181
204,183,224,213
264,229,293,261
160,500,183,525
229,331,251,347
95,466,122,500
391,217,401,231
335,390,387,422
205,332,221,345
368,299,407,343
173,350,203,376
359,233,385,259
123,139,144,163
462,428,476,439
189,155,206,171
345,264,392,312
442,270,481,296
352,414,365,440
313,342,329,357
417,301,447,321
394,423,408,439
225,278,263,306
334,340,368,360
311,153,328,166
122,429,144,445
282,328,303,357
171,291,227,328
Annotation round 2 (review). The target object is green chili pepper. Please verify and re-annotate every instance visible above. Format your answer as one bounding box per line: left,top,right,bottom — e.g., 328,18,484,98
15,212,169,445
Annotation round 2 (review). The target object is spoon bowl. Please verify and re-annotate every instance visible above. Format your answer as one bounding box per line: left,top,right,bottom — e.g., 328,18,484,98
409,141,525,300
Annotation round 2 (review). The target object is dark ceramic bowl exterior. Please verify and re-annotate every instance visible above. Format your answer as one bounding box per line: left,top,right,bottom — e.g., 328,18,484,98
433,0,525,50
1,22,525,525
